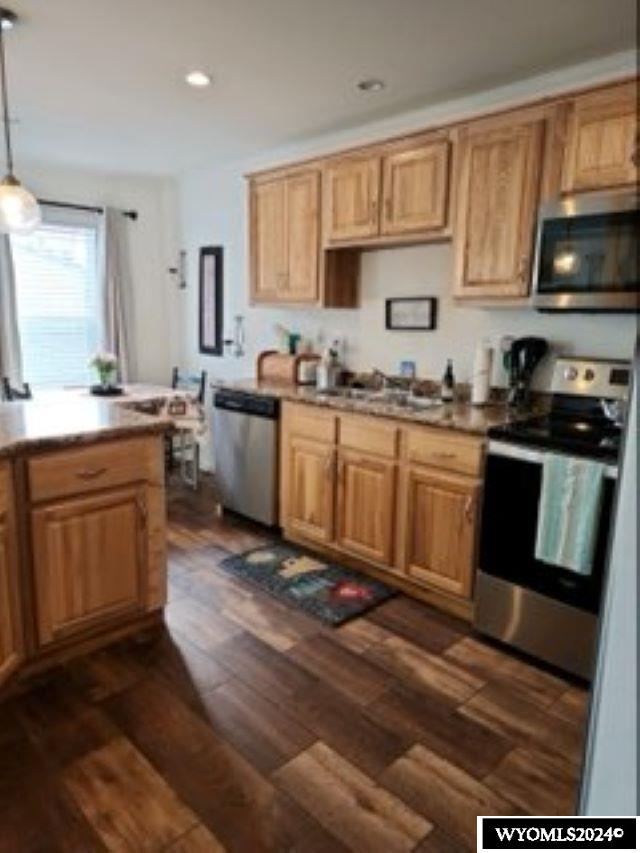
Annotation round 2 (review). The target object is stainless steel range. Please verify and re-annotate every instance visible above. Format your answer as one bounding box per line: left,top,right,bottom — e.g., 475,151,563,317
474,357,631,679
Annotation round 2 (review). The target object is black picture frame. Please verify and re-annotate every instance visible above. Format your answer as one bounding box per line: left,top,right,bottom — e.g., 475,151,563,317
199,246,223,355
385,297,437,331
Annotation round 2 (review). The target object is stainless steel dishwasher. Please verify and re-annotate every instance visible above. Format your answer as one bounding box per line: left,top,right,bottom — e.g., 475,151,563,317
212,389,280,526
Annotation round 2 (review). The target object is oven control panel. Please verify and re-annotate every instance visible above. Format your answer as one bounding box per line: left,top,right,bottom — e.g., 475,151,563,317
551,358,630,399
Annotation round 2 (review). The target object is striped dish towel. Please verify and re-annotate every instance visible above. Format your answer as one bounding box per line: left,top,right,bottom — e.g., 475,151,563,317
534,453,606,575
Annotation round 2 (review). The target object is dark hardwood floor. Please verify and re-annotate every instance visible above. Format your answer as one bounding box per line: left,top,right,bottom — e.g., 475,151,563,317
0,477,590,852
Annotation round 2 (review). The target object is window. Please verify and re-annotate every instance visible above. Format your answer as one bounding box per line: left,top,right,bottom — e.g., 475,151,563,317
11,207,101,387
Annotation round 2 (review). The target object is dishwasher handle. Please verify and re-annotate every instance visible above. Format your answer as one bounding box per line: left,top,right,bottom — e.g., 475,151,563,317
213,389,280,419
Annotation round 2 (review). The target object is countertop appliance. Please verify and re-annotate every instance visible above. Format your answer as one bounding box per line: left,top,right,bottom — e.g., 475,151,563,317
256,350,320,385
505,336,548,409
532,190,639,313
474,357,630,679
212,389,279,526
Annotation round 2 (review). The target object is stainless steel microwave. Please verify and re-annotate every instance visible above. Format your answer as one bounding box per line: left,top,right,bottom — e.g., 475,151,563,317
532,191,639,312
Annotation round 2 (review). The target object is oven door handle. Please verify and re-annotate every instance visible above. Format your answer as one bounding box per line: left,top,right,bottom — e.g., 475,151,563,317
488,440,618,479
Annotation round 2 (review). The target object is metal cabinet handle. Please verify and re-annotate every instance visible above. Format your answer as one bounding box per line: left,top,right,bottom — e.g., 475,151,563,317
431,451,456,460
464,495,474,523
76,467,107,480
137,494,148,529
518,254,529,281
324,452,334,479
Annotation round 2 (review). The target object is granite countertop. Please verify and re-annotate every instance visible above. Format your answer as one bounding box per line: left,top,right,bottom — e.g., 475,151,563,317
212,378,538,437
0,397,172,458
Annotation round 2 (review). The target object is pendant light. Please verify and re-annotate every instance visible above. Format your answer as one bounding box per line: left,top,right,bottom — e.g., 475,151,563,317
0,8,40,234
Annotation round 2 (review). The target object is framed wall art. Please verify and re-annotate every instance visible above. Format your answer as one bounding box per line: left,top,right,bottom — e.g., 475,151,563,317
385,297,438,331
199,246,223,355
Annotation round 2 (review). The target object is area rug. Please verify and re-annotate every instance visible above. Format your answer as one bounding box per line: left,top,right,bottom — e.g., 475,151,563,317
218,543,396,626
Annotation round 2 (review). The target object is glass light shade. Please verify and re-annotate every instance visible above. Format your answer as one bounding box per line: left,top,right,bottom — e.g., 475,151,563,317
0,177,41,234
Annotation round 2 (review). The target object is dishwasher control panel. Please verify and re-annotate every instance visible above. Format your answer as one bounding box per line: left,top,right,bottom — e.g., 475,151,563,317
213,389,280,419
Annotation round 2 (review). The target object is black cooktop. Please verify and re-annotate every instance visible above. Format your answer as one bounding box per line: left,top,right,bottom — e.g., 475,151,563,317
489,413,621,462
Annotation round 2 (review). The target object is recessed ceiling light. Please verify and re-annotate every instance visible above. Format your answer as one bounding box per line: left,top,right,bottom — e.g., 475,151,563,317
357,78,385,93
0,9,16,30
185,70,212,88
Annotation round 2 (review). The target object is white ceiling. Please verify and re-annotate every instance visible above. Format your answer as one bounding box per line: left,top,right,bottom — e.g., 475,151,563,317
4,0,637,176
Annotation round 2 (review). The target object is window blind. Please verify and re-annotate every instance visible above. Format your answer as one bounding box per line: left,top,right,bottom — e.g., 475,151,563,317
11,209,101,388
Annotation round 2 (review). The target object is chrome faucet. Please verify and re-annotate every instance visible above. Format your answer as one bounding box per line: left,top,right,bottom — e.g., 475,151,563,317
372,368,405,389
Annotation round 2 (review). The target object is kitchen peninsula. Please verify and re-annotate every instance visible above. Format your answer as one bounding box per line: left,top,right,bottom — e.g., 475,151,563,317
0,397,170,693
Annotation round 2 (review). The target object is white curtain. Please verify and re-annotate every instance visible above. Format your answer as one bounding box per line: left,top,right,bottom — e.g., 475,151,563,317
101,207,134,382
0,234,23,386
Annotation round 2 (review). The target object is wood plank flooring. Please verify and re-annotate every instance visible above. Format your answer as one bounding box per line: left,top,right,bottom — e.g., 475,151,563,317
0,476,590,852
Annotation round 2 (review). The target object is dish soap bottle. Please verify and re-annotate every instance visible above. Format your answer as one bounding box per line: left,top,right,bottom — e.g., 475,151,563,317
316,344,341,391
441,359,455,403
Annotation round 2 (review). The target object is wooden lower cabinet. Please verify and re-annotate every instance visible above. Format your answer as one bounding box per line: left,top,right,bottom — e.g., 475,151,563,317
286,437,335,545
31,484,149,646
400,467,480,598
336,450,396,566
0,465,23,686
281,402,484,610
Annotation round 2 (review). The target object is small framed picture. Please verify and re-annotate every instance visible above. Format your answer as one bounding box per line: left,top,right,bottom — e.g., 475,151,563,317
385,297,437,331
199,246,223,355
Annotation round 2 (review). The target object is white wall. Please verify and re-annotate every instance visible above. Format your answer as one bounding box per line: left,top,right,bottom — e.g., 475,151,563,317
175,52,638,392
22,162,179,385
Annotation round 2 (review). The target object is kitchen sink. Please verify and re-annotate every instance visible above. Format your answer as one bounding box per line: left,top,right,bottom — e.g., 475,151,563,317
315,387,442,410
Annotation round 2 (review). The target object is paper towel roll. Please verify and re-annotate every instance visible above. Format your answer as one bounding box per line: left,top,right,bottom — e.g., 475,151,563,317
471,341,493,406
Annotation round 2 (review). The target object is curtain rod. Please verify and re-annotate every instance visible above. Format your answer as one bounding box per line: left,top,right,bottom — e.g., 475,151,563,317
37,199,138,220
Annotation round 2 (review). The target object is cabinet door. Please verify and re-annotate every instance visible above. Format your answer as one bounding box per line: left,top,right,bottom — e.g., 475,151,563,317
250,177,287,301
32,486,148,646
285,171,320,302
324,156,381,243
286,438,335,545
337,451,396,567
562,81,639,193
454,119,544,299
381,140,449,235
0,512,23,686
402,467,479,598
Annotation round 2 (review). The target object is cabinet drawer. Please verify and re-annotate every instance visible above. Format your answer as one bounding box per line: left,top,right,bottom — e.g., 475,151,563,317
286,403,336,444
404,428,483,476
29,437,160,503
339,415,398,459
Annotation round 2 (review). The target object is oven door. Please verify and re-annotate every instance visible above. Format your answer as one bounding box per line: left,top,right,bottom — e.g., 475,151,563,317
479,442,616,614
532,193,640,312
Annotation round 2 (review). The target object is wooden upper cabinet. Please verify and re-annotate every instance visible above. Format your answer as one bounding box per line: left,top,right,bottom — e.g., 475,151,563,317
0,464,23,687
453,117,544,299
336,450,396,567
562,81,639,193
381,139,450,236
251,177,287,301
285,171,320,302
402,467,479,599
324,155,381,243
250,170,320,304
285,437,335,545
32,485,148,646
